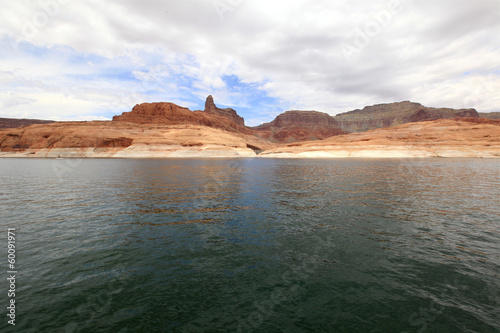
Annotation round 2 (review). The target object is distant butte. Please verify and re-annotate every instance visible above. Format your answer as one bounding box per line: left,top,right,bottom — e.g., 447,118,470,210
252,110,346,143
112,96,247,133
0,117,55,130
333,101,479,132
204,95,245,127
259,117,500,158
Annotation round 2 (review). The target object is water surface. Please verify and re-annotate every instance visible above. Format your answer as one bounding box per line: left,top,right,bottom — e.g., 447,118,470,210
0,158,499,332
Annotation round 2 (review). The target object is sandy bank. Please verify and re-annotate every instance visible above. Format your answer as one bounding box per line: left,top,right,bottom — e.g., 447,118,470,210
0,145,257,158
258,146,500,158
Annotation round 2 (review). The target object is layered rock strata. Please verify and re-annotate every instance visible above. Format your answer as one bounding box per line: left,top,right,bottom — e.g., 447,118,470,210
333,101,478,132
204,95,245,127
259,118,500,158
0,117,55,129
252,111,346,142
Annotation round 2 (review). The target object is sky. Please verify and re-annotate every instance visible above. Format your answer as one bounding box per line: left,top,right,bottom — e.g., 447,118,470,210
0,0,499,126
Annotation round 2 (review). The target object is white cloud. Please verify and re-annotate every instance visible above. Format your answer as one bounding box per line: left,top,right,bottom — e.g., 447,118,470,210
0,0,499,124
0,92,37,109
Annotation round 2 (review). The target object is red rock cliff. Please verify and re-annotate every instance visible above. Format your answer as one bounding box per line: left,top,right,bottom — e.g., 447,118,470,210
0,117,55,129
113,99,247,132
333,101,479,132
204,95,245,126
252,110,346,142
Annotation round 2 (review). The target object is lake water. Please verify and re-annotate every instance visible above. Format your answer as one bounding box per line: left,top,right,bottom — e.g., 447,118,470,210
0,158,499,332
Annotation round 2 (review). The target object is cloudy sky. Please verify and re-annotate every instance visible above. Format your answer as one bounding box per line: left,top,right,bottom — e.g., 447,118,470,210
0,0,499,125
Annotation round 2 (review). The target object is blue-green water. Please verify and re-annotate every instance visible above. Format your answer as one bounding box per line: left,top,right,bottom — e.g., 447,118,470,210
1,158,499,332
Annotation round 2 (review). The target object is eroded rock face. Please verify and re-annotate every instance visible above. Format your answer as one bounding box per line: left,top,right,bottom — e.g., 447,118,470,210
204,95,245,126
333,101,479,132
0,123,134,151
0,118,55,129
113,100,246,132
259,117,500,158
479,112,500,120
0,97,261,154
270,111,339,127
251,110,346,142
249,101,480,142
1,98,491,156
0,120,274,156
455,117,500,125
113,102,198,124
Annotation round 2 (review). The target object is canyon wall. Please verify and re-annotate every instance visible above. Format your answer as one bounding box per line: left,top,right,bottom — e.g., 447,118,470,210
333,101,478,132
0,117,55,130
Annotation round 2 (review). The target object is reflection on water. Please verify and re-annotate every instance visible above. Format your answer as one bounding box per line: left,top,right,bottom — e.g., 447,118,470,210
0,158,499,332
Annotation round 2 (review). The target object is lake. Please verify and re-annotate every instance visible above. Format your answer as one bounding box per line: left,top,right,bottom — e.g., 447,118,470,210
0,158,499,332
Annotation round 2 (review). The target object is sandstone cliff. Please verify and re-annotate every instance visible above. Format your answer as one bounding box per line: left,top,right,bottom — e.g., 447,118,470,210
251,101,479,142
1,97,497,158
0,97,272,157
0,121,134,151
204,95,245,126
113,98,247,132
479,112,500,120
333,101,478,132
0,121,273,158
0,117,55,129
260,117,500,158
252,110,346,142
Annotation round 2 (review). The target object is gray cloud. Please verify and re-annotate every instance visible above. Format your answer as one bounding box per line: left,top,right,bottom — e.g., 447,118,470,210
0,0,499,122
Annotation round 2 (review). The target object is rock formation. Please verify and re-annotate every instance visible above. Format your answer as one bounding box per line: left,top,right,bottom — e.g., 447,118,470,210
0,122,134,151
204,95,245,127
259,117,500,158
479,112,500,119
251,111,346,142
0,97,271,157
333,101,478,132
0,117,55,129
250,101,479,142
0,121,273,157
1,97,497,158
113,98,246,132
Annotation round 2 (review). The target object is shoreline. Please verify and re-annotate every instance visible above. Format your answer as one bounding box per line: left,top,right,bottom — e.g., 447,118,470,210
1,146,498,159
